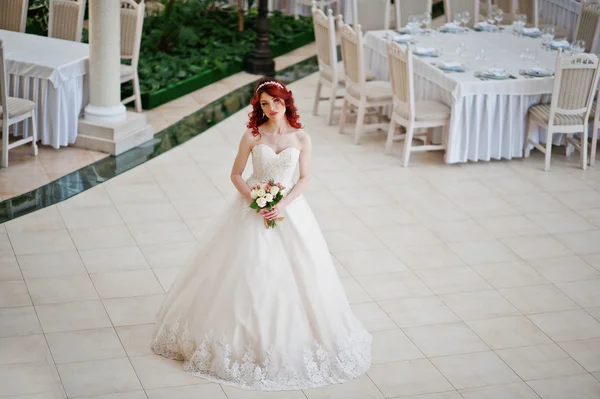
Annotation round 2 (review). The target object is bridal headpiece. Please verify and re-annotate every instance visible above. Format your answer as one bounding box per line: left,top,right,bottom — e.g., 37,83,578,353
256,81,285,92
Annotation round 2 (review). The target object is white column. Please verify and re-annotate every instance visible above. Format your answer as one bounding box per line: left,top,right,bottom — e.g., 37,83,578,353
84,0,126,123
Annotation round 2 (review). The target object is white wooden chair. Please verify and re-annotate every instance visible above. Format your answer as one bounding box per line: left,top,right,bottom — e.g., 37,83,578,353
48,0,86,42
443,0,480,27
120,0,145,113
338,22,393,144
524,52,600,171
396,0,433,29
312,7,344,125
0,0,28,32
574,0,600,53
0,40,38,168
386,39,450,166
295,0,338,19
351,0,395,31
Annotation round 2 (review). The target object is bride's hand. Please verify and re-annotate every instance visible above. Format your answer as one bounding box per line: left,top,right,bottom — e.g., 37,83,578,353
261,203,285,220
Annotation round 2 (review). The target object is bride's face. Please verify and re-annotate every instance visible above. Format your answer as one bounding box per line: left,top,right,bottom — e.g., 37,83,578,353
259,92,286,122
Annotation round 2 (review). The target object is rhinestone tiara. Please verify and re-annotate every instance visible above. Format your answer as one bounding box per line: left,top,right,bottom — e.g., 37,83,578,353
256,81,284,92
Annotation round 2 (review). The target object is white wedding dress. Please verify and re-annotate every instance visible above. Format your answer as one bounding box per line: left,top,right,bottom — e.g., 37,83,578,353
150,143,372,391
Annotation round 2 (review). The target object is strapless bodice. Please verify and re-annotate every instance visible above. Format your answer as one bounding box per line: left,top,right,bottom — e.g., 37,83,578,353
246,144,300,187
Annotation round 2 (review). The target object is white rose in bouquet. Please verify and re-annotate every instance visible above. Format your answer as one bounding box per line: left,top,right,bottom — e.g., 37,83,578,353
269,186,280,196
260,183,267,191
265,193,274,202
256,188,266,198
256,197,267,208
250,189,259,199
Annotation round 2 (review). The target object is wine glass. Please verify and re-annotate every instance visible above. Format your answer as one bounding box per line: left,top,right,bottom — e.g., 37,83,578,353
572,40,586,54
453,11,463,27
460,11,471,28
422,12,432,29
541,26,555,49
494,8,504,28
456,41,468,57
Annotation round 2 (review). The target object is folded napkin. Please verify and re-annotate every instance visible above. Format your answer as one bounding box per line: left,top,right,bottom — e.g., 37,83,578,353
476,21,496,30
394,34,412,42
486,68,507,77
521,27,540,35
443,22,461,30
527,67,552,76
414,47,436,55
440,61,462,69
550,39,570,48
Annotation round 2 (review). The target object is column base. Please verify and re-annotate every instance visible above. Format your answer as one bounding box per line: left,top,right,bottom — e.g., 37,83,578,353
84,103,127,124
75,111,154,156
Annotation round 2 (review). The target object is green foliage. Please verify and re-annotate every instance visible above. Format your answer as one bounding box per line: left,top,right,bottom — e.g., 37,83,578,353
26,0,49,35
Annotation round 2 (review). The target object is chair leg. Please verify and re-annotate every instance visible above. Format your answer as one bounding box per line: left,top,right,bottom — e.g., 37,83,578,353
524,119,535,158
591,120,599,167
402,125,415,167
385,119,396,155
31,111,39,157
354,102,366,144
339,99,348,134
1,121,8,168
581,127,588,170
327,85,337,125
544,130,552,171
312,80,322,116
133,73,142,113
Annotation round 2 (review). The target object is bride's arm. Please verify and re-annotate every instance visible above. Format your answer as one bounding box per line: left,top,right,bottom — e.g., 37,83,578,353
230,130,256,202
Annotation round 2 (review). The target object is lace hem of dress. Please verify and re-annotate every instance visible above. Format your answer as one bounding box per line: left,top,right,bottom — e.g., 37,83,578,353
150,319,372,391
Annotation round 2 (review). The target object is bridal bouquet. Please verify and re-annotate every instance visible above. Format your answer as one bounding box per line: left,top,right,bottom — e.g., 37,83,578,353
249,180,286,229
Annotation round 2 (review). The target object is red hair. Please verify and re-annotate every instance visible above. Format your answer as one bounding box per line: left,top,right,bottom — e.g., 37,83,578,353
247,78,302,136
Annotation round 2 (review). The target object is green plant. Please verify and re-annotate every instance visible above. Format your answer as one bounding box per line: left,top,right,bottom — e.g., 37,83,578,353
27,0,49,35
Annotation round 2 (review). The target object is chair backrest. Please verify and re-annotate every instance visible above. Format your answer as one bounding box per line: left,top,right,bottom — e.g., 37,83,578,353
516,0,538,27
0,41,9,122
312,7,340,83
396,0,433,28
351,0,392,31
479,0,491,17
443,0,479,27
0,0,28,33
387,38,415,120
339,21,365,89
574,0,600,52
48,0,86,42
548,52,600,126
494,0,516,13
120,0,146,68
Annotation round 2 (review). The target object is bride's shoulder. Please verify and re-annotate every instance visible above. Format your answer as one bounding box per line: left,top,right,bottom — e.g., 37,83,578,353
294,129,311,147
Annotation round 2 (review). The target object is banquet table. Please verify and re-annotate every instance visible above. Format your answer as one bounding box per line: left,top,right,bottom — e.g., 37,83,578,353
539,0,580,41
364,28,559,163
0,29,89,149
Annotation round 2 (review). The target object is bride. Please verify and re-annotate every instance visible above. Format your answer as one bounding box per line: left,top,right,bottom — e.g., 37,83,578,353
150,78,372,391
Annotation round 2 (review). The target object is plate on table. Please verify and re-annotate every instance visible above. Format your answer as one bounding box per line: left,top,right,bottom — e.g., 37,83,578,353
548,40,571,50
520,28,542,38
440,23,464,33
393,34,413,43
413,47,439,57
476,69,510,80
437,62,465,72
519,68,554,78
474,22,499,32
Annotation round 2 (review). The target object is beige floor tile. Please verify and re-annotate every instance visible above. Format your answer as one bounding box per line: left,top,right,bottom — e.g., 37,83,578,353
367,358,453,398
425,219,495,243
371,328,424,364
59,206,125,230
466,316,552,349
333,249,408,276
36,300,112,333
446,240,518,265
58,186,113,211
310,207,366,232
556,279,600,308
403,322,489,357
17,251,86,279
504,192,568,214
0,306,42,337
526,211,597,234
415,267,492,295
46,328,126,364
431,351,520,390
0,254,22,281
496,343,587,380
323,228,386,253
350,203,418,228
141,242,197,269
103,295,165,327
129,355,209,389
350,302,397,332
8,230,75,255
70,226,137,251
499,285,579,314
379,296,461,328
527,373,600,399
391,244,465,270
105,183,169,205
127,221,195,246
4,207,65,233
527,256,600,283
554,230,600,255
528,310,600,342
79,247,150,274
0,334,52,365
146,384,227,399
582,253,600,271
398,393,462,399
371,225,442,249
558,338,600,373
91,270,164,299
58,358,142,397
340,277,373,303
459,382,540,399
302,374,383,399
355,272,433,301
0,280,32,307
0,362,63,397
70,391,147,399
439,290,521,321
501,235,573,260
472,261,549,289
116,203,182,225
454,196,520,219
0,233,13,256
115,324,156,357
552,190,600,211
26,275,98,305
476,215,546,238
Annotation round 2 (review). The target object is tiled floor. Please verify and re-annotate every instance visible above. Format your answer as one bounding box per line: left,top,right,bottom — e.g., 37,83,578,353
1,69,600,399
0,43,317,201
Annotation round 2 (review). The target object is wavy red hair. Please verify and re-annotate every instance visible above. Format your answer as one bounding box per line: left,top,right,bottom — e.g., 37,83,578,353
247,78,302,136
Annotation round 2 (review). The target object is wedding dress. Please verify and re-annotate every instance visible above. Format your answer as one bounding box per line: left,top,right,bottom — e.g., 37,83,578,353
150,143,372,391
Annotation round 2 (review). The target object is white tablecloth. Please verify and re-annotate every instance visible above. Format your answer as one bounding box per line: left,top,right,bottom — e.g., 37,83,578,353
364,29,558,163
0,30,89,149
539,0,580,40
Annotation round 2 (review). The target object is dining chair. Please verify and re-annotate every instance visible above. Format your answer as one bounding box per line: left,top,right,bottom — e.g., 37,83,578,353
0,0,28,33
120,0,145,113
524,52,600,171
48,0,86,42
0,40,38,168
517,0,570,37
574,0,600,53
386,38,450,166
351,0,395,31
396,0,433,29
443,0,480,27
338,21,393,144
295,0,338,19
